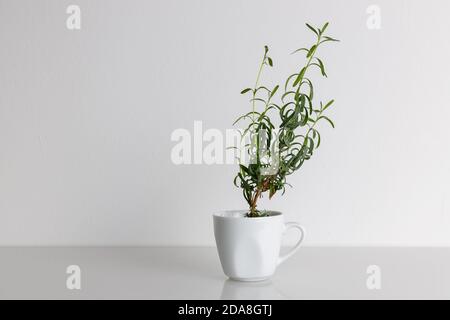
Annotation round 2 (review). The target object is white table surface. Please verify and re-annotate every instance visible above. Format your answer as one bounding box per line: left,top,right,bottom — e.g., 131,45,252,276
0,247,449,299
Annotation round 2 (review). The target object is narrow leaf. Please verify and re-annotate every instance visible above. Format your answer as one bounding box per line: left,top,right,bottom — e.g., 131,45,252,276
250,98,267,104
293,67,306,87
291,48,309,55
315,130,321,148
306,23,319,36
302,78,314,100
308,136,314,154
307,44,317,58
239,164,250,175
318,115,335,128
269,85,279,99
323,36,340,42
322,99,334,111
321,22,329,34
284,73,298,91
240,88,252,94
315,57,327,77
254,86,271,93
269,185,276,199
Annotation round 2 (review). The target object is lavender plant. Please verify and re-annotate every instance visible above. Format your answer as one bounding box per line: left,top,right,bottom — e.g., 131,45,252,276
234,22,339,217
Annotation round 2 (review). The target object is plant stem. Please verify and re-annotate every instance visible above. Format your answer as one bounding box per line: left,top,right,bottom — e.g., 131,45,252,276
252,53,266,122
249,189,261,216
295,36,321,96
248,177,271,217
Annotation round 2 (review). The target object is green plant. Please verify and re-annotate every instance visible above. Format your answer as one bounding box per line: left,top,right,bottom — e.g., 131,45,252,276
233,22,339,217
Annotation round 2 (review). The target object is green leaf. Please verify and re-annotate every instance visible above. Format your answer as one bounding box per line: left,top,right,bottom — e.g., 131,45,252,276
233,175,240,187
322,99,334,111
307,136,314,154
291,48,309,55
304,94,313,115
306,23,319,36
284,74,298,91
320,22,329,34
254,86,271,93
267,57,273,67
293,67,306,87
264,45,269,54
318,115,335,128
269,85,279,99
300,109,309,126
240,88,252,94
322,36,340,42
307,44,317,58
269,103,281,111
233,111,261,125
315,57,327,77
315,129,321,148
302,78,314,100
250,98,267,104
269,185,276,199
281,91,295,103
240,164,250,175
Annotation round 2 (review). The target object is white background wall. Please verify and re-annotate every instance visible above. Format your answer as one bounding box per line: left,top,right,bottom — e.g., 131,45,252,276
1,0,450,246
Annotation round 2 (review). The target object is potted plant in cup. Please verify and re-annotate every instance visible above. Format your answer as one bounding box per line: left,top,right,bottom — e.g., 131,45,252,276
214,22,339,281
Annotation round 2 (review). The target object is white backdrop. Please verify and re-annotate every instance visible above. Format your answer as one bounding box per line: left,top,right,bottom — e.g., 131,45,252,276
1,0,450,246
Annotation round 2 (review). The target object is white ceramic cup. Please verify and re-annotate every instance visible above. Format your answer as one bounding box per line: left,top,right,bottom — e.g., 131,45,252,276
213,210,305,281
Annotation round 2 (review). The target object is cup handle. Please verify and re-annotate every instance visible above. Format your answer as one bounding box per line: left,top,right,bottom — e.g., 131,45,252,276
277,222,305,266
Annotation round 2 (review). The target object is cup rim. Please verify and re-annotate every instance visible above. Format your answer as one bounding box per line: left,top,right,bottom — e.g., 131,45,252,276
213,210,283,219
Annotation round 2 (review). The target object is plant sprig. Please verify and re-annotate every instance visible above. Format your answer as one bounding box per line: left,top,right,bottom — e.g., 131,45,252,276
234,22,339,217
